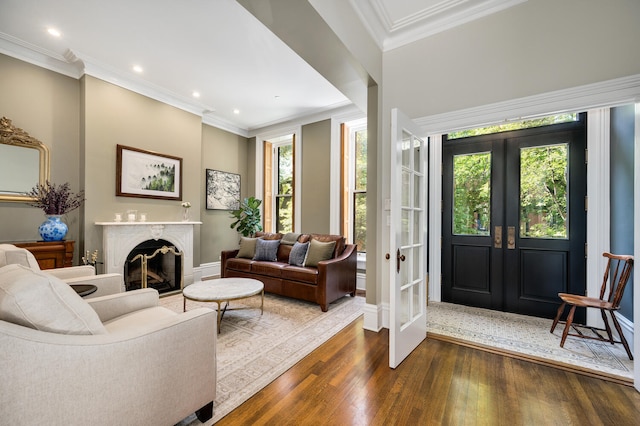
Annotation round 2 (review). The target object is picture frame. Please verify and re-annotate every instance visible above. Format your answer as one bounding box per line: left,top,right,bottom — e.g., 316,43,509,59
206,169,240,210
116,144,182,200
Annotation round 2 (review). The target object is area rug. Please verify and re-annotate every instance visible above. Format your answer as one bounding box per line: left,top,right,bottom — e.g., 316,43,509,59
160,292,365,424
427,302,633,383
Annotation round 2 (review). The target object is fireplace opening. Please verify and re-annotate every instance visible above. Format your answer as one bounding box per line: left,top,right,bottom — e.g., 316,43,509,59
124,239,183,295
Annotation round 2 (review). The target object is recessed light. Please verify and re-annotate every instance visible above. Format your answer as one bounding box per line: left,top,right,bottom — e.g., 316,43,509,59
132,65,143,73
47,28,61,37
192,91,200,98
233,109,240,115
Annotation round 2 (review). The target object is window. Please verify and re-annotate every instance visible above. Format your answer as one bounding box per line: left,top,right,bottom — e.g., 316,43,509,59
447,113,578,139
342,119,367,252
264,134,295,233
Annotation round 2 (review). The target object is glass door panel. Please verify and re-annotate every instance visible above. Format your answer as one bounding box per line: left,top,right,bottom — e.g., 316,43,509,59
453,152,491,236
519,144,568,239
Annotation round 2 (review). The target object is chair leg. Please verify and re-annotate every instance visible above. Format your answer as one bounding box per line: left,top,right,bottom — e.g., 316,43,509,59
560,305,577,348
609,311,634,361
196,401,214,422
599,308,614,344
550,302,566,333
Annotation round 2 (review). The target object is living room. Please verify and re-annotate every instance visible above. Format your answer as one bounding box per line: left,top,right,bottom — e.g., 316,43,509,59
2,0,640,422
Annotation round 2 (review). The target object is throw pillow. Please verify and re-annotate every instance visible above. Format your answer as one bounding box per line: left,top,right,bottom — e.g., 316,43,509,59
303,239,336,267
0,264,106,335
253,239,280,261
288,241,310,267
236,237,259,259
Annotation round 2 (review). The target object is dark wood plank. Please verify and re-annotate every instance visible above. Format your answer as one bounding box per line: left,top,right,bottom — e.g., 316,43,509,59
216,316,640,425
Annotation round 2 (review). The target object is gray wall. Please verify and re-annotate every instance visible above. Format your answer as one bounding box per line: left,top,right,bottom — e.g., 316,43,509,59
201,124,250,263
300,119,331,234
382,0,640,120
610,104,635,319
0,54,82,259
81,76,204,265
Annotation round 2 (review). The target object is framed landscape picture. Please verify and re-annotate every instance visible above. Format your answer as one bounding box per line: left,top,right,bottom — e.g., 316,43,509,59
206,169,240,210
116,145,182,200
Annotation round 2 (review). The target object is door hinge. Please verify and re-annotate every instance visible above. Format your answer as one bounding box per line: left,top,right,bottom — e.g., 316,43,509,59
585,195,588,211
585,148,588,165
585,243,588,259
440,236,442,249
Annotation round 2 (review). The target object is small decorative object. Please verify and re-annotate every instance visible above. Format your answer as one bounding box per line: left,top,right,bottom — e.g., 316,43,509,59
25,181,84,241
229,196,263,237
114,212,122,222
181,201,191,221
206,169,240,210
127,210,137,222
139,212,147,222
82,249,101,273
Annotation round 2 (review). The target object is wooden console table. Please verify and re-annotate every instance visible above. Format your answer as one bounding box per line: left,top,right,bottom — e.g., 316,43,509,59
13,240,75,270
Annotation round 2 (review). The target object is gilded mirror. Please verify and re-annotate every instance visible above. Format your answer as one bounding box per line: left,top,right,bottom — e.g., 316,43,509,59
0,117,50,202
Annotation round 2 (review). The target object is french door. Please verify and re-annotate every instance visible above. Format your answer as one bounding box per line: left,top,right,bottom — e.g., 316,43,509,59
442,116,587,320
389,108,428,368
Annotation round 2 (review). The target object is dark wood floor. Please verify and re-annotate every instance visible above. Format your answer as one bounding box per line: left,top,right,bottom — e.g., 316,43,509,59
217,316,640,425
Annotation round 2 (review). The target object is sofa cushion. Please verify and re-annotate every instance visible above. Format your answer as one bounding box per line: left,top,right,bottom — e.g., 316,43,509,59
255,232,283,240
251,261,288,278
281,232,301,245
281,265,318,284
289,241,310,267
254,239,280,261
236,237,259,259
309,234,345,258
0,264,106,335
225,258,254,273
304,239,336,267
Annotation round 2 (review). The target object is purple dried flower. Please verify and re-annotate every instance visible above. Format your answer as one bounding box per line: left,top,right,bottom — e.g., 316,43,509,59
25,181,85,215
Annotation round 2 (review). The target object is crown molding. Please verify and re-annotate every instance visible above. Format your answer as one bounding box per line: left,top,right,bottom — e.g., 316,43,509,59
0,32,83,78
350,0,527,52
415,74,640,134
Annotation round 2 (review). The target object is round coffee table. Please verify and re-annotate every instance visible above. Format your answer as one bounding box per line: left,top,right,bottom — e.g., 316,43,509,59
183,278,264,332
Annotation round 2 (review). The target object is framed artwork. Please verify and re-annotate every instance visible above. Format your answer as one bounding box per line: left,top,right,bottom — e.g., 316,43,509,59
206,169,240,210
116,144,182,200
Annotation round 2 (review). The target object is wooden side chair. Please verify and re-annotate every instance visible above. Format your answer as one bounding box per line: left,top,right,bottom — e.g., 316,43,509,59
550,252,634,360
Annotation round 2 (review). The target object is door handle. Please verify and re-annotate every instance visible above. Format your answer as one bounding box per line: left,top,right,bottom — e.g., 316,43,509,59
508,226,516,249
494,226,502,249
396,249,405,273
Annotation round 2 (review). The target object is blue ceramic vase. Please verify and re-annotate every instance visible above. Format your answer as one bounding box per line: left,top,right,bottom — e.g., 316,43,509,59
38,215,68,241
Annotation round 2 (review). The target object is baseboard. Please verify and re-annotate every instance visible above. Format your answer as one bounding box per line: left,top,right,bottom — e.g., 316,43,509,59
363,302,383,332
356,272,366,291
194,261,220,282
617,313,634,349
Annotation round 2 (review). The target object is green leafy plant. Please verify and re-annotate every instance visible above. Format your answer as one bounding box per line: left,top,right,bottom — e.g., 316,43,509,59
229,196,263,237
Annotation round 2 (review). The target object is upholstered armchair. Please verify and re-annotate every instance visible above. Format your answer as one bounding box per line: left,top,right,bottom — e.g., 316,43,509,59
0,244,123,298
0,264,217,425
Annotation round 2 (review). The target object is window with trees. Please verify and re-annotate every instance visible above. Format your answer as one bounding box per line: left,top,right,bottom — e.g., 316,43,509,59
264,135,295,233
342,120,367,252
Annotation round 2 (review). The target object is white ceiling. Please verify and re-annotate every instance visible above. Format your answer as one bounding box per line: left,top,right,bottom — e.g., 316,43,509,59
0,0,525,136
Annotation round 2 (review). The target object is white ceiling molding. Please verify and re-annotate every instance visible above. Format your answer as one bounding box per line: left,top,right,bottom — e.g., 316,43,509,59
0,32,82,78
415,74,640,134
350,0,527,51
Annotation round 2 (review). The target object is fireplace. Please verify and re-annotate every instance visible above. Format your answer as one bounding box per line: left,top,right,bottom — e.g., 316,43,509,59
125,239,183,294
96,221,200,290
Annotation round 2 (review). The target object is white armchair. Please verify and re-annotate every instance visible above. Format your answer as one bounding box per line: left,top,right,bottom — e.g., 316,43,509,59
0,264,217,425
0,244,123,298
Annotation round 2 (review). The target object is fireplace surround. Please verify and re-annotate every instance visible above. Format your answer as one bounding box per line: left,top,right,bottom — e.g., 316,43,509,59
96,221,201,289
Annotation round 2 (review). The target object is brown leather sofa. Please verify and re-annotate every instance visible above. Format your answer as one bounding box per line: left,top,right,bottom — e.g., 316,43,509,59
221,232,356,311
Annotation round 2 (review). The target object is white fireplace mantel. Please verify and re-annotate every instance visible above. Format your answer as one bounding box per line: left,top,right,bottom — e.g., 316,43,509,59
96,221,202,286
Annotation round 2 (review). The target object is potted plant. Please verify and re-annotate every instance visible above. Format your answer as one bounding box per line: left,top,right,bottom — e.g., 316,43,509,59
229,196,263,237
25,181,85,241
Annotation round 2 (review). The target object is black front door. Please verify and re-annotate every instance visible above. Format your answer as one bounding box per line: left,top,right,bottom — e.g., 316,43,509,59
442,115,587,319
